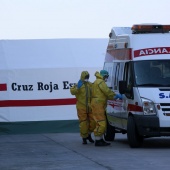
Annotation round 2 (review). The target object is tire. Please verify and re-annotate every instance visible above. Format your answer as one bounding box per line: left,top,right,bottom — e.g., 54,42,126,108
104,117,115,141
127,116,143,148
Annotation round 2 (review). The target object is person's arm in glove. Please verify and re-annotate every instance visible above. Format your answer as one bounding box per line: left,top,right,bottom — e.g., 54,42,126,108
114,94,122,100
77,80,83,89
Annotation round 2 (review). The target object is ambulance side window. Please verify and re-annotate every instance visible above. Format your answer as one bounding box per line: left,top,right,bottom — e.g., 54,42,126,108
113,63,120,90
103,62,114,88
123,62,133,98
112,62,124,90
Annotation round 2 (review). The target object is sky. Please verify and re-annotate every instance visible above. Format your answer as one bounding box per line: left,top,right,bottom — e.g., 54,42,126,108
0,0,170,39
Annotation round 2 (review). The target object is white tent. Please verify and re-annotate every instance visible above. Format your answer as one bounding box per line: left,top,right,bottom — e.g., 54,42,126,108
0,38,108,122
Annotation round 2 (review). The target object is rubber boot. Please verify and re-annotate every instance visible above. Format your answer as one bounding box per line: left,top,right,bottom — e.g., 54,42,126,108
87,134,94,143
82,138,87,144
95,139,111,146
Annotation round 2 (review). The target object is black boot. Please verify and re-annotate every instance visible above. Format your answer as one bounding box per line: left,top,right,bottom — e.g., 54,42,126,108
95,139,111,146
87,134,94,143
82,138,87,144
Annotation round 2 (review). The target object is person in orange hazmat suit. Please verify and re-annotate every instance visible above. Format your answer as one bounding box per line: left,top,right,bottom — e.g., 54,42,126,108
91,70,122,146
70,71,96,144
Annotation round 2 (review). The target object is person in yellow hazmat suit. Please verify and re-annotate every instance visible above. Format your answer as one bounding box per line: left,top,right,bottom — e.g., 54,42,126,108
70,71,96,144
91,70,122,146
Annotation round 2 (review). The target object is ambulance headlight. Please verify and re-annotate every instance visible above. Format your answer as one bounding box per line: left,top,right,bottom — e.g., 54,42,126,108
141,98,157,115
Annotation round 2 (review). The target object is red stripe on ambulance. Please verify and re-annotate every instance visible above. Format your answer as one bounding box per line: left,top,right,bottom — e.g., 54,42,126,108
128,104,143,112
106,46,132,61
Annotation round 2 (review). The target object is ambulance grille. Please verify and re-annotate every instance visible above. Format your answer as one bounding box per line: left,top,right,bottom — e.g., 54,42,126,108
159,89,170,91
160,103,170,116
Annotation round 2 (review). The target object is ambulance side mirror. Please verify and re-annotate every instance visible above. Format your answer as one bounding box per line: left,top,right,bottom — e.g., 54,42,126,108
119,81,127,94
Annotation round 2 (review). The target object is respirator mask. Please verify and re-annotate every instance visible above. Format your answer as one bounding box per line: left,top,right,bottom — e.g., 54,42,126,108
84,74,89,82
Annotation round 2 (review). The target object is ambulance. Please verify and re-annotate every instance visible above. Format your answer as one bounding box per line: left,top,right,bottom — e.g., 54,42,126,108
103,24,170,147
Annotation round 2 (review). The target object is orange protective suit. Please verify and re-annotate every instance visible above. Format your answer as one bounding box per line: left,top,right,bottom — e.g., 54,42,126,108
70,71,96,139
91,71,116,139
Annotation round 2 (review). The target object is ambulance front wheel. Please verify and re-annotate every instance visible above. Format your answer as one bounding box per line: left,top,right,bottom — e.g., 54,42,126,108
127,116,143,148
104,118,115,141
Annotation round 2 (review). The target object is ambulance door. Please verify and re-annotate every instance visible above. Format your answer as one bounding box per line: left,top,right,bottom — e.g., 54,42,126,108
110,62,124,129
121,61,134,129
112,62,125,129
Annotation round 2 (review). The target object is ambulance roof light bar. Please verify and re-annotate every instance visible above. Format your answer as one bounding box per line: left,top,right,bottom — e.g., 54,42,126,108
131,24,170,34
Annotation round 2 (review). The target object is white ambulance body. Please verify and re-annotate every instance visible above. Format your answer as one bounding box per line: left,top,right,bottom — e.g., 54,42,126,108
103,24,170,147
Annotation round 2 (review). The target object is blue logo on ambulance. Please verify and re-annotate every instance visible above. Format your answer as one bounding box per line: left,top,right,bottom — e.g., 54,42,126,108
159,93,170,99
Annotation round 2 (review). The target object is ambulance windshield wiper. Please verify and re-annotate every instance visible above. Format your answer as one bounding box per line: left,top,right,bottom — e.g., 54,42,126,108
137,83,165,87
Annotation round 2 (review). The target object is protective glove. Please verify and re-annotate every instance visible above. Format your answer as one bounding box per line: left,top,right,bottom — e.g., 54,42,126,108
77,80,83,89
114,94,122,100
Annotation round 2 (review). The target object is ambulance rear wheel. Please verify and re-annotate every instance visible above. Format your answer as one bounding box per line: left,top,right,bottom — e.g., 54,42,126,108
104,118,115,141
127,116,143,148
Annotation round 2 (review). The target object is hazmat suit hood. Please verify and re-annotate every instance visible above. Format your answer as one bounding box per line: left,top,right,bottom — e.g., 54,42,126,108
95,71,104,80
80,71,89,81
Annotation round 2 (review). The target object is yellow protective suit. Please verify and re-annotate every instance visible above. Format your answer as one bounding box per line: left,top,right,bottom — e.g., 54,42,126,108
70,71,96,138
91,71,116,138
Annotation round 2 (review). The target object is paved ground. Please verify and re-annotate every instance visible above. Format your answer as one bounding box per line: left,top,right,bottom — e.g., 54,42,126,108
0,133,170,170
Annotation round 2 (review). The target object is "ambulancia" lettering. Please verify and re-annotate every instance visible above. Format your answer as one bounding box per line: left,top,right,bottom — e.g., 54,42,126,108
134,47,170,58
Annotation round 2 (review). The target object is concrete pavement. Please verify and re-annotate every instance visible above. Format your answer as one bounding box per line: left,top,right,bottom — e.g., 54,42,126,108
0,133,170,170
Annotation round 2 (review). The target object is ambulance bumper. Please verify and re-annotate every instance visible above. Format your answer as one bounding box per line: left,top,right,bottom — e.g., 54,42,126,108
134,115,170,137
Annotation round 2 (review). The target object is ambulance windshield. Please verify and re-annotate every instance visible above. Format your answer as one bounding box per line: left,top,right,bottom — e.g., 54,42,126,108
134,60,170,87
